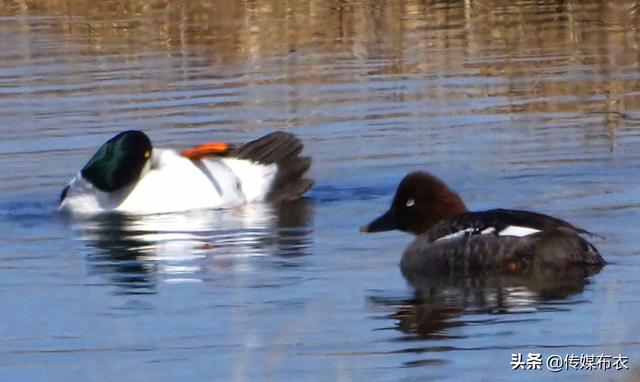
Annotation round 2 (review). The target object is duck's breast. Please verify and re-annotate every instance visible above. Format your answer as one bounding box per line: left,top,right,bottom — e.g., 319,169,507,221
58,174,120,214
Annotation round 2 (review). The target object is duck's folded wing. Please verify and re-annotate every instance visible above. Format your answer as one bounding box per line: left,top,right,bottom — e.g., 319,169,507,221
427,208,594,242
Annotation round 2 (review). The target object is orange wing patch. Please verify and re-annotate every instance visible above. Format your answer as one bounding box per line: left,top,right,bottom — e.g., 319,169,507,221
181,142,234,159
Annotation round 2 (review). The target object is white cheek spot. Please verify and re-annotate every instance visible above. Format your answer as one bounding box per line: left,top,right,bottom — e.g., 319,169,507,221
406,198,415,207
498,226,541,237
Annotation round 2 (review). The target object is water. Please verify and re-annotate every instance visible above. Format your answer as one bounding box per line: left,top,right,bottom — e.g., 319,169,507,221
1,0,640,380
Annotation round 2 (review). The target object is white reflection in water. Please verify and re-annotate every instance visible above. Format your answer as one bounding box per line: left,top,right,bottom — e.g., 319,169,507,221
71,201,312,291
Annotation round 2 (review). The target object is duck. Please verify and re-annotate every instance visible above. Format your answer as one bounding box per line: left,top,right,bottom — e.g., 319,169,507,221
360,171,605,275
59,130,313,215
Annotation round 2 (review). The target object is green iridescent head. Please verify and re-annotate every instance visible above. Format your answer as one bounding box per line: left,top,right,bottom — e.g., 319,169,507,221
81,130,152,192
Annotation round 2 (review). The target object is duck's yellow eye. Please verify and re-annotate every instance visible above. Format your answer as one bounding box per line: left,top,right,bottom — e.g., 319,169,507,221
144,150,150,159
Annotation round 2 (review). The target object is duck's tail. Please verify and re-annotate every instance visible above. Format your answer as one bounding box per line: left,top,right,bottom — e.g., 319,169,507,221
232,131,314,203
530,228,606,266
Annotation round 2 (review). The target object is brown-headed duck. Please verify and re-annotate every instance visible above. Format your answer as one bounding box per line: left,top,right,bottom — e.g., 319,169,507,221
361,172,605,275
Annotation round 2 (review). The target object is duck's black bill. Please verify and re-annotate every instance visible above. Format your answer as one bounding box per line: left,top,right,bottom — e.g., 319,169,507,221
59,185,70,203
360,210,397,233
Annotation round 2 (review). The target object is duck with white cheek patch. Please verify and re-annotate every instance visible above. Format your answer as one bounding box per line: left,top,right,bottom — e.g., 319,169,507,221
59,130,313,215
361,172,605,276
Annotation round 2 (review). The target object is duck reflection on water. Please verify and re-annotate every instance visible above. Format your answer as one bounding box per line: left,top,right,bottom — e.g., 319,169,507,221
71,200,313,294
369,264,602,340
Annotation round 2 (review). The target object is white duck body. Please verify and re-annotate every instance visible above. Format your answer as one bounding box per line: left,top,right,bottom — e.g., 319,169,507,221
59,148,277,215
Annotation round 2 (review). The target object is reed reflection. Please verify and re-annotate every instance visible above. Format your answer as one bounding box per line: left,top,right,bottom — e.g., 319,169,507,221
2,0,639,116
75,200,313,294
